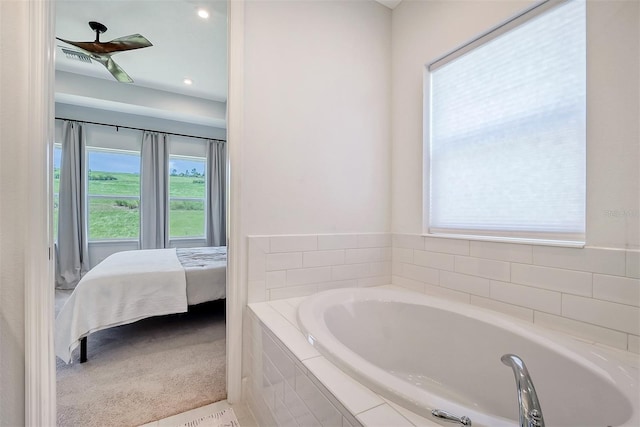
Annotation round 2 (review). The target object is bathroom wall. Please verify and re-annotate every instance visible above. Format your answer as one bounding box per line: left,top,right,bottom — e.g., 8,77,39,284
390,0,639,352
237,0,392,405
239,0,392,300
247,233,392,303
241,0,391,237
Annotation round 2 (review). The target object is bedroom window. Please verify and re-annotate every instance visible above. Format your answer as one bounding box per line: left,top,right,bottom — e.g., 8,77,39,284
168,155,206,239
425,0,586,244
87,147,141,241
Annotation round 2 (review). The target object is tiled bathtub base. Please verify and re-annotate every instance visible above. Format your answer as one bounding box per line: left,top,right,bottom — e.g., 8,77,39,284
245,295,439,427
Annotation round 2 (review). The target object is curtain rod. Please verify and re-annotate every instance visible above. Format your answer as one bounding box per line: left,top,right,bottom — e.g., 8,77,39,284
54,117,226,143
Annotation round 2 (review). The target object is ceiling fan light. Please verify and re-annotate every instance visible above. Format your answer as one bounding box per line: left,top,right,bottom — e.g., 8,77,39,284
197,9,209,19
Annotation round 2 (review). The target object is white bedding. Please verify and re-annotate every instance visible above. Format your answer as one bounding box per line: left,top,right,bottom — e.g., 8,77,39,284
178,246,227,305
56,248,189,363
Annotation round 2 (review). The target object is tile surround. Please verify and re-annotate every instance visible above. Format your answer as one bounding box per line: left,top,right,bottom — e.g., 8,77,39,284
248,232,638,353
392,233,640,353
245,298,438,427
244,231,639,426
248,233,392,303
244,237,640,426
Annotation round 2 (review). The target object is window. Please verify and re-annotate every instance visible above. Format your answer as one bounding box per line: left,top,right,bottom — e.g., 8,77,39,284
426,0,586,244
169,155,206,239
87,148,141,241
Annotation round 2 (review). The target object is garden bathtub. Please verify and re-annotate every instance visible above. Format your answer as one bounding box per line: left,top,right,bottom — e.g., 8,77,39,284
297,287,639,426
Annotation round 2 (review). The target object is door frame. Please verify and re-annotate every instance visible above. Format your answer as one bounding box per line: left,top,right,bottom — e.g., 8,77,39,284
25,0,244,424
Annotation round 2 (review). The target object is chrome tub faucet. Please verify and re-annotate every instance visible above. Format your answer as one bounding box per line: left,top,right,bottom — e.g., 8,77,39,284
501,354,545,427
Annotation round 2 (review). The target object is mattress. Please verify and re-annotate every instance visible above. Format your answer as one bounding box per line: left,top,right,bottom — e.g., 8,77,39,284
178,246,227,305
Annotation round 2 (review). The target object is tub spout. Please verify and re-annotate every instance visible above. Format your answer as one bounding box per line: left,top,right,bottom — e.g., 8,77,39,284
501,354,545,427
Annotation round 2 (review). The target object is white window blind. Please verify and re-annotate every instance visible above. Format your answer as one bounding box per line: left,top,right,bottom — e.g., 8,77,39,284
427,0,586,243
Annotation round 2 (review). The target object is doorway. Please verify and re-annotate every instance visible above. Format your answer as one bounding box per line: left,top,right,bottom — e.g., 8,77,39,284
26,0,241,424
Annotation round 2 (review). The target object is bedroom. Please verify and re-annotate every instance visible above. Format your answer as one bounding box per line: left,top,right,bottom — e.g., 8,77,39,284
52,1,229,425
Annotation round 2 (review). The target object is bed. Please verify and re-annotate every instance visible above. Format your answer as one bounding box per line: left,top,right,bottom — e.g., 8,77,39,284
55,246,226,364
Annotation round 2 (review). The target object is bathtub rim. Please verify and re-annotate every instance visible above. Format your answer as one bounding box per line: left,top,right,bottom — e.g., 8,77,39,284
297,286,640,427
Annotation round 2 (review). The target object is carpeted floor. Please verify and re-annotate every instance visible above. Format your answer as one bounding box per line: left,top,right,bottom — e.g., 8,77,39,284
56,297,227,427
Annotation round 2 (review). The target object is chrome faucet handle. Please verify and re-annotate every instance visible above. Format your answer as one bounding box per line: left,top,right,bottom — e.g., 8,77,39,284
529,409,543,426
432,409,472,426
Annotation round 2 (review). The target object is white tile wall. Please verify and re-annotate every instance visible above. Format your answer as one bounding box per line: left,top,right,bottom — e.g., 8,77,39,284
490,280,561,315
248,233,392,303
561,295,639,335
511,263,592,296
413,250,454,271
245,300,436,427
626,250,640,278
532,246,626,276
439,271,490,297
469,241,533,264
593,274,640,306
392,233,640,353
455,256,511,282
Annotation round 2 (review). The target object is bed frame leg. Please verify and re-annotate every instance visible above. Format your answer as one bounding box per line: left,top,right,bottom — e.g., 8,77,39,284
80,336,87,363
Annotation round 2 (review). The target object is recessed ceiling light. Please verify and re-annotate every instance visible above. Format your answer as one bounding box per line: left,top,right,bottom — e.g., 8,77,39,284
183,78,193,85
197,8,209,19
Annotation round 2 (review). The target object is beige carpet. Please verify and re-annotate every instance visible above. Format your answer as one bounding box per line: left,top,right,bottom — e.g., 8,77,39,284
56,299,227,427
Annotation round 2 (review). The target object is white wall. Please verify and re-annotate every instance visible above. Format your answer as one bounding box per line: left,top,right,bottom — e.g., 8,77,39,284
234,0,392,403
56,70,228,129
56,103,227,141
391,0,640,250
242,0,391,236
0,1,28,424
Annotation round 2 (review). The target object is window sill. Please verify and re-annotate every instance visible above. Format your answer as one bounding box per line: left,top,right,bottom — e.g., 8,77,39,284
423,232,585,248
88,239,138,244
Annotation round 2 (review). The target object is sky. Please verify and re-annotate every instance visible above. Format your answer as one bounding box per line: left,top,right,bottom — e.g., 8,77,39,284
54,147,205,175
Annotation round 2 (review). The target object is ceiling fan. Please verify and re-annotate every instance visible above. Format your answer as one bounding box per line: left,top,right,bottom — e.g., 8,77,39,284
57,21,153,83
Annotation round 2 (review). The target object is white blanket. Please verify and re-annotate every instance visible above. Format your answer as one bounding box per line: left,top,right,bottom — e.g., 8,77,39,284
55,248,187,363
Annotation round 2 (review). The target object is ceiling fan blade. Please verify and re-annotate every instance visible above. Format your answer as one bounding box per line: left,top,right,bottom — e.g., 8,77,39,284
56,37,103,53
92,55,134,83
56,34,152,54
104,34,153,52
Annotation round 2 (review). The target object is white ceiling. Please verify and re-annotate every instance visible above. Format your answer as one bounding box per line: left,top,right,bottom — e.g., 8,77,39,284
55,0,397,126
55,0,228,103
375,0,402,9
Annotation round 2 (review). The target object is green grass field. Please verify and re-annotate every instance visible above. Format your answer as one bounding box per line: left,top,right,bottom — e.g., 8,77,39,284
54,170,206,240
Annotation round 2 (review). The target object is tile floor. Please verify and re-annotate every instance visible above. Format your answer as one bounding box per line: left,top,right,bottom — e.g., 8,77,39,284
138,400,257,427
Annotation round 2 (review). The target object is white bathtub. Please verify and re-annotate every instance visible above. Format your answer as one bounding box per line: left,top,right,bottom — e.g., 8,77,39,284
297,287,639,427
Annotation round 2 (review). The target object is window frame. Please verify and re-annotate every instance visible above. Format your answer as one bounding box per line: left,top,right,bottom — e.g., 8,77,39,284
422,0,586,247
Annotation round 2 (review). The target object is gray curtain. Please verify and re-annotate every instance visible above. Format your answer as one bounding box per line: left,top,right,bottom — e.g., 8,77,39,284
206,141,226,247
56,121,89,289
140,131,169,249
